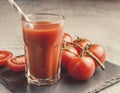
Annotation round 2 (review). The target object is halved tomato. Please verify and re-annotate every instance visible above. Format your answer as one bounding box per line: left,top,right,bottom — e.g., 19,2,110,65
7,55,26,72
0,50,13,66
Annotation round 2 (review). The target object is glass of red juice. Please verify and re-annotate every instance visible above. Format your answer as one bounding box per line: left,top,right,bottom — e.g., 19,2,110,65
22,13,65,86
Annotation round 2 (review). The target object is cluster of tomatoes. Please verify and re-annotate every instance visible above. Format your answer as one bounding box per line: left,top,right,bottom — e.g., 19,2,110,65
0,51,25,72
62,33,106,80
0,33,106,81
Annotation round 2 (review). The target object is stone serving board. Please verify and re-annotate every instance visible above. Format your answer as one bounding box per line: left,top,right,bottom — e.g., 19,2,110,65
0,61,120,93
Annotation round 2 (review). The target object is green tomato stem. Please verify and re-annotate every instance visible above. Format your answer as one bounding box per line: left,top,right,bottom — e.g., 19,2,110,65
66,42,105,70
66,42,84,50
63,41,67,48
62,48,79,57
86,51,105,70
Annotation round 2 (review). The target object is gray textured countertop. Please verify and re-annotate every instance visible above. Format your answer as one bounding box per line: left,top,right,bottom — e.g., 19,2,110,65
0,0,120,93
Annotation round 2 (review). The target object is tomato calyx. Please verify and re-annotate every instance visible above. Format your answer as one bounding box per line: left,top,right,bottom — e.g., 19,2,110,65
76,36,84,42
66,42,105,70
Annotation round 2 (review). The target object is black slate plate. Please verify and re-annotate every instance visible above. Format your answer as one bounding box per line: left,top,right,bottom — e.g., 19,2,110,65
0,61,120,93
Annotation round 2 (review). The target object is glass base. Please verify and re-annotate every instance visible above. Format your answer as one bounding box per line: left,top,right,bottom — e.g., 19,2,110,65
26,74,60,86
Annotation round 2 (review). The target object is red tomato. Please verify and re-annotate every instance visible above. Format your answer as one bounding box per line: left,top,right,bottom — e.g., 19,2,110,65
61,46,78,71
68,56,95,80
0,50,13,66
88,44,106,69
63,33,72,42
73,38,91,54
7,55,26,72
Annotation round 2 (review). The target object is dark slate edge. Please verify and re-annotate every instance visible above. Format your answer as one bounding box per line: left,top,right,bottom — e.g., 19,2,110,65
0,77,12,93
0,62,120,93
83,73,120,93
0,83,12,93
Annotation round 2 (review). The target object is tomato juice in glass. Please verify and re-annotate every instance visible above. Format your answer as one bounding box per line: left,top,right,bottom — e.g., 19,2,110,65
22,13,65,86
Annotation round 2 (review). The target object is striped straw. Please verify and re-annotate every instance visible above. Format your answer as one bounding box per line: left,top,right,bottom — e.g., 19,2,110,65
8,0,30,21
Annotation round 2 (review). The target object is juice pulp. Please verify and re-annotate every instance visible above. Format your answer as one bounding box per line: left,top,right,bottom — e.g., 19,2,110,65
23,22,63,79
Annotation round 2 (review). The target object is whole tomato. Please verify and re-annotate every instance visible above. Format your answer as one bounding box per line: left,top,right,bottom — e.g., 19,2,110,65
63,33,72,42
88,44,106,69
68,56,95,80
61,46,78,71
73,37,91,54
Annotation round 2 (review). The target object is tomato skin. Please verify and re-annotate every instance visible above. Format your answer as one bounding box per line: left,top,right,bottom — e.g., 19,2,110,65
68,56,95,80
0,50,13,66
63,33,72,42
61,46,78,71
88,44,106,69
73,38,91,54
7,55,26,72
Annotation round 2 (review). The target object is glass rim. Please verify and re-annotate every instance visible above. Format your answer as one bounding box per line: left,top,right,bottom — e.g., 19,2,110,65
22,13,65,24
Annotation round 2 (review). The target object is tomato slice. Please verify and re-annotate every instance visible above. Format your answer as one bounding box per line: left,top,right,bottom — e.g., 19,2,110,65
7,55,26,72
0,50,13,66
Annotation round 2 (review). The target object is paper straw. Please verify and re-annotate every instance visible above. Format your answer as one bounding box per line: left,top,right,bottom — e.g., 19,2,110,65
8,0,30,21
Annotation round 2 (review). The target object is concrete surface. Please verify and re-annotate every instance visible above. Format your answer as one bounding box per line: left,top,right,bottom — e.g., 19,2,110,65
0,0,120,93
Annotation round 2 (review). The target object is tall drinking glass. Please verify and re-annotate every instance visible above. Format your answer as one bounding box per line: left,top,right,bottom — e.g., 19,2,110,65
22,13,65,86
